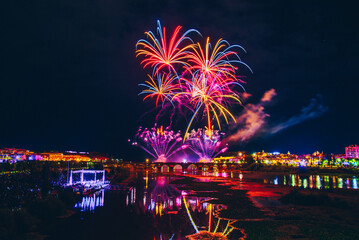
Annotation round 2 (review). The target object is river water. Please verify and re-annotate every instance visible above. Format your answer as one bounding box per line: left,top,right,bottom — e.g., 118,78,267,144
197,171,359,189
47,171,358,240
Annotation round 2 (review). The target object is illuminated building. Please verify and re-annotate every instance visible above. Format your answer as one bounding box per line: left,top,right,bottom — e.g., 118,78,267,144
90,156,108,162
41,153,91,162
27,154,43,161
213,155,242,163
41,153,63,161
346,145,359,159
0,153,11,163
0,148,33,162
0,148,109,163
63,154,90,162
89,152,109,162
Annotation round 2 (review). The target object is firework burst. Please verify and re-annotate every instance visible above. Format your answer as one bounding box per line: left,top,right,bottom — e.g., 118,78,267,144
132,125,187,163
176,72,242,138
188,37,252,81
185,128,228,163
139,72,179,107
136,20,199,76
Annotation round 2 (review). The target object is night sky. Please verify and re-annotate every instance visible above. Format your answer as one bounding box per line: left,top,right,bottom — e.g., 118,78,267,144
2,0,358,160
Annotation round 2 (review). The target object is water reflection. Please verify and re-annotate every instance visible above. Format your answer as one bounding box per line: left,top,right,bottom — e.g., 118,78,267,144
262,174,358,189
71,171,357,239
192,171,358,190
124,174,242,239
126,176,224,216
74,189,104,212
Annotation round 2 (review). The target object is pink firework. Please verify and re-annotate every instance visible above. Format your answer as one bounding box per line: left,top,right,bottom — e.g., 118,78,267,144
132,125,187,163
185,128,228,163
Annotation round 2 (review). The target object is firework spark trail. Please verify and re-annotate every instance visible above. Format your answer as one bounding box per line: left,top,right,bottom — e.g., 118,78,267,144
185,129,228,162
132,125,185,162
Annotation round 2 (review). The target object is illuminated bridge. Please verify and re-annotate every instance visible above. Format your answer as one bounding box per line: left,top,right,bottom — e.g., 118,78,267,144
115,162,241,173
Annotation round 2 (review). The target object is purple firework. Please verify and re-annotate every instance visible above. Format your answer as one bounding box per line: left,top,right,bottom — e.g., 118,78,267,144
185,129,228,163
132,125,187,163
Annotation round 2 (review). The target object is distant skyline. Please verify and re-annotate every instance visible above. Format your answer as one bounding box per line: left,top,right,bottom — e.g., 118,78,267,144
2,0,358,160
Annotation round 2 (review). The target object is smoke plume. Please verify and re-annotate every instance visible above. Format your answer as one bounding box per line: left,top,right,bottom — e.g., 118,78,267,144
226,90,328,143
226,89,276,142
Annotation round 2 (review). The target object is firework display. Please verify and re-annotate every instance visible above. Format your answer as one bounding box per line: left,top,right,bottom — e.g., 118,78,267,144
132,125,186,163
136,20,250,139
185,129,228,163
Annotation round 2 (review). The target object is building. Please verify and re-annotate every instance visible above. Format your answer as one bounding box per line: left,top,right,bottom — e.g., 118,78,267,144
0,148,109,163
90,156,109,162
41,153,64,161
0,148,33,162
346,145,359,159
27,154,43,161
62,154,90,162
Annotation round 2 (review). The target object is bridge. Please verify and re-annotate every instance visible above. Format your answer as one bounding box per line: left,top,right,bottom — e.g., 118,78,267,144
114,162,241,173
